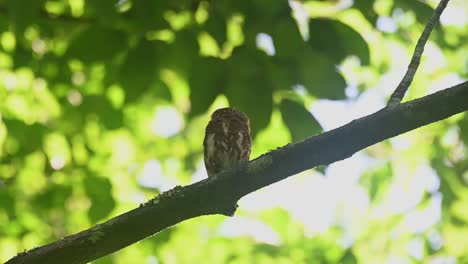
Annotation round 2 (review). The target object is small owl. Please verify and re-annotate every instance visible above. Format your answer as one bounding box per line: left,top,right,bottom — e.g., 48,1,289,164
204,107,251,177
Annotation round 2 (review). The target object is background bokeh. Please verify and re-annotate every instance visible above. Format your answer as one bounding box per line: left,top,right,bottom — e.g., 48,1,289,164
0,0,467,263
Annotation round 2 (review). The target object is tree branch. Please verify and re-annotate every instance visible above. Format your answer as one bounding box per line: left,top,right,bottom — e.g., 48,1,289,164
387,0,450,106
6,81,468,264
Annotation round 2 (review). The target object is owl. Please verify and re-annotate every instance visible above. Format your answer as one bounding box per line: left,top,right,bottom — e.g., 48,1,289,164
204,107,251,177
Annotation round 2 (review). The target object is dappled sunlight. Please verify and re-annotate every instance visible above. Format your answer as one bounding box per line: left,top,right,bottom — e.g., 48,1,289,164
137,159,177,192
151,106,184,138
376,175,429,215
326,153,375,184
422,43,447,74
440,0,468,27
49,155,66,170
256,33,276,56
106,131,136,166
44,133,71,170
138,159,163,189
190,160,209,183
376,17,398,33
310,87,386,130
429,73,466,94
3,72,17,90
219,217,282,245
66,89,83,106
404,193,442,233
242,165,370,236
31,39,47,55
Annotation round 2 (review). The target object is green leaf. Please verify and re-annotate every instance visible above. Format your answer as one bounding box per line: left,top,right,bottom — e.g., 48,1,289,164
7,0,43,35
3,119,48,155
84,175,115,223
150,79,173,102
205,11,227,47
340,249,357,264
297,48,347,99
189,56,227,117
58,99,87,135
309,18,370,65
126,1,169,32
164,29,200,77
119,39,161,103
67,25,127,63
279,99,322,141
12,45,33,68
225,47,274,136
236,0,290,25
35,184,72,210
354,0,378,25
235,0,291,44
359,162,393,202
271,17,305,59
0,188,15,219
85,0,119,25
431,140,458,208
79,95,123,129
458,114,468,146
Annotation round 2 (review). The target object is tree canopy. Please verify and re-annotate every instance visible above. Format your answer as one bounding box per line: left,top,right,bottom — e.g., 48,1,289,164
0,0,467,263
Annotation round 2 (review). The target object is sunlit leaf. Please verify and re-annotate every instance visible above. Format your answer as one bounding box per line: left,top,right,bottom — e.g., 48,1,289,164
359,162,393,202
12,45,33,68
84,175,115,223
67,25,127,63
189,56,227,117
205,11,227,47
225,47,274,136
150,79,173,102
394,0,434,25
126,1,169,32
7,0,42,35
354,0,378,25
34,184,72,210
119,39,161,103
0,188,15,219
3,119,48,155
271,17,305,59
85,0,119,25
79,95,123,129
309,18,370,65
340,249,357,264
236,0,290,26
458,114,468,145
279,99,322,141
164,29,200,77
297,48,347,99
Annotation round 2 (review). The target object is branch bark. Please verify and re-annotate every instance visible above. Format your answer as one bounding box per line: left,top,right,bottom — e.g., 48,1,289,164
6,81,468,264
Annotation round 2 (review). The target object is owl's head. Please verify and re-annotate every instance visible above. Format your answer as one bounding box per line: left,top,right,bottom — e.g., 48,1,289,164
211,107,248,123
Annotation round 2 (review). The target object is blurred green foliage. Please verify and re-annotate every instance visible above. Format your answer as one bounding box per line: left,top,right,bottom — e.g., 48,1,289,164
0,0,467,263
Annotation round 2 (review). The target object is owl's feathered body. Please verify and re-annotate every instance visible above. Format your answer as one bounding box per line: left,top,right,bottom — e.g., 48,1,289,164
204,107,251,177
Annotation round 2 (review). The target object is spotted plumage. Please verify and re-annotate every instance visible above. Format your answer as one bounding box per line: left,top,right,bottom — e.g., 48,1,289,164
203,107,251,177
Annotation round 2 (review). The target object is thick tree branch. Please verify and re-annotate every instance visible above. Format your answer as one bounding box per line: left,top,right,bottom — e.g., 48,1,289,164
387,0,450,106
6,81,468,264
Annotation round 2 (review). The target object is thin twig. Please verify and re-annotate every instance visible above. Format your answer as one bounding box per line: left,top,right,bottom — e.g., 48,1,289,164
387,0,450,106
